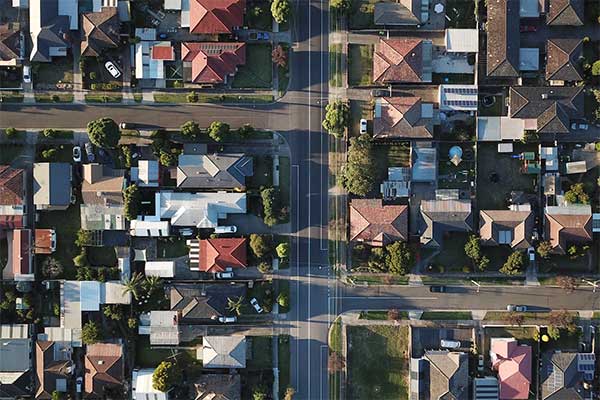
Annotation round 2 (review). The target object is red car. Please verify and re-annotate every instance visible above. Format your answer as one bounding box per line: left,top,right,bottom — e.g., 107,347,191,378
520,25,537,32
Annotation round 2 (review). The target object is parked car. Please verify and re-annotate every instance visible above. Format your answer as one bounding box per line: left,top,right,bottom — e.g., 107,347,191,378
359,118,368,134
520,25,536,32
527,247,535,262
250,297,263,313
178,228,194,237
158,32,168,39
76,377,83,393
218,316,237,323
214,225,237,234
506,304,528,312
119,122,135,129
22,65,31,83
429,285,446,293
104,61,121,79
72,146,82,163
216,271,234,279
371,88,389,97
440,339,461,349
84,142,95,162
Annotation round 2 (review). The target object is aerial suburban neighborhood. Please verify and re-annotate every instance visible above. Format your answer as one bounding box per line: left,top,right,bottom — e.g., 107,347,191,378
0,0,599,398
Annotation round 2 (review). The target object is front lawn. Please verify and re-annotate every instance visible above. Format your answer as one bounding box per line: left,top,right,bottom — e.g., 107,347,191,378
278,335,291,398
539,253,591,274
359,310,409,320
247,155,273,190
279,156,290,210
85,93,123,103
329,44,343,87
347,325,409,400
248,336,273,369
153,92,274,104
231,44,273,89
430,232,471,273
246,1,272,30
32,57,74,89
81,55,123,91
421,311,472,320
349,99,373,136
348,44,373,87
0,92,24,102
34,93,74,103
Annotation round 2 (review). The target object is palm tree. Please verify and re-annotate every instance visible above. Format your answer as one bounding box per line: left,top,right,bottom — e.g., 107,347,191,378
122,272,143,300
143,275,162,295
227,296,245,316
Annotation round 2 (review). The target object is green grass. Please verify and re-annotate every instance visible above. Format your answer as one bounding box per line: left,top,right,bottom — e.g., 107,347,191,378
279,156,290,205
430,232,471,273
351,274,409,285
32,58,73,87
358,310,409,320
248,336,273,370
348,44,373,87
278,64,290,93
0,144,26,164
85,93,122,103
373,142,411,183
86,247,118,267
34,93,74,103
421,311,472,320
478,94,505,116
278,335,291,398
347,325,409,400
277,279,290,313
329,44,343,87
135,336,180,367
38,129,74,140
153,93,274,104
36,144,75,163
247,155,273,190
483,311,555,321
157,237,189,258
0,92,24,102
231,44,273,89
349,99,372,136
349,0,378,29
133,93,143,103
329,317,342,353
539,253,590,274
593,312,600,320
245,1,273,30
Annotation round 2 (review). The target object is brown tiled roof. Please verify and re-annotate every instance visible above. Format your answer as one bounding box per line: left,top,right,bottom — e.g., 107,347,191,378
84,343,123,397
81,7,120,57
350,199,408,246
373,38,424,83
34,229,55,254
82,164,125,206
486,0,520,77
182,42,246,84
373,96,434,139
547,0,584,25
0,24,20,61
12,229,32,276
35,341,71,399
479,210,534,249
0,165,24,206
189,0,245,34
545,206,592,254
546,39,583,81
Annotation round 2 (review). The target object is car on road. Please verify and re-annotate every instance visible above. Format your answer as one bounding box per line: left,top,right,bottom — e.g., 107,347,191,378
520,25,536,32
215,270,234,279
440,339,461,349
22,65,31,83
218,316,237,323
507,304,528,312
104,61,121,79
359,118,368,134
371,89,389,97
72,146,82,163
429,285,446,293
84,142,95,162
119,122,135,130
250,297,263,313
76,376,83,393
214,225,237,234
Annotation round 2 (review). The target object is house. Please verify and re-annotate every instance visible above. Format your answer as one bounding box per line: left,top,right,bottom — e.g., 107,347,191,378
187,237,247,272
192,374,241,400
29,0,76,62
80,7,120,57
82,164,125,206
486,0,520,77
373,0,428,26
373,97,435,139
540,352,595,399
373,38,432,84
490,338,531,400
129,217,170,237
131,160,160,187
80,204,126,231
155,191,246,228
410,351,469,399
176,144,253,190
181,42,246,85
189,0,245,34
349,199,408,247
35,340,73,399
0,24,22,66
144,261,176,278
508,87,584,134
134,28,174,83
202,336,246,369
133,369,169,400
419,199,473,247
0,324,31,399
546,0,584,25
34,229,57,254
33,163,72,211
544,205,592,254
170,283,246,323
84,343,124,397
439,85,478,111
142,310,181,346
546,39,583,83
0,165,25,229
3,229,33,281
479,207,535,249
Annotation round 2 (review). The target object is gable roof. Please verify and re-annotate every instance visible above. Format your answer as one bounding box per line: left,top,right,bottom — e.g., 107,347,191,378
193,374,241,400
82,164,125,206
194,238,247,272
374,0,423,25
11,229,33,278
182,42,246,84
420,199,473,247
424,351,469,399
544,205,592,254
546,39,583,81
547,0,584,25
35,340,72,399
541,352,595,400
80,7,120,57
29,0,71,62
486,0,520,77
84,343,123,397
491,339,532,400
202,336,246,368
33,163,71,208
189,0,245,34
170,283,246,322
373,96,434,139
350,199,408,246
0,165,24,207
373,38,428,83
480,209,534,249
0,24,21,62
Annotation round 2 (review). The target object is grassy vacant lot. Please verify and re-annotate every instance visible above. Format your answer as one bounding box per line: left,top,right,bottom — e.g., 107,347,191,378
347,325,409,400
348,44,373,87
421,311,472,320
446,0,476,28
32,58,73,88
232,44,273,89
349,0,379,29
477,142,537,210
329,44,343,87
157,237,189,258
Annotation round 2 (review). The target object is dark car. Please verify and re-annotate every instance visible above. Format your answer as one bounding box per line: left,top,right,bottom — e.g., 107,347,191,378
371,89,390,97
429,285,446,293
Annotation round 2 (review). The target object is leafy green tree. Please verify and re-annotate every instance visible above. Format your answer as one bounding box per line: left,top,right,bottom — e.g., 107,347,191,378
367,247,386,272
87,117,120,149
180,121,201,137
227,296,245,316
249,234,272,259
158,149,177,167
592,60,600,76
271,0,290,23
342,134,376,195
75,266,95,281
258,261,272,273
536,241,552,259
276,242,290,259
42,148,57,160
42,257,63,278
51,390,62,400
73,249,88,268
122,272,144,300
152,361,181,392
82,321,101,345
322,100,349,138
75,229,93,247
277,291,289,308
42,128,57,138
385,242,413,275
207,121,230,142
5,127,17,137
500,251,524,275
128,318,138,329
464,235,482,262
143,275,163,295
187,91,199,103
123,184,140,220
103,305,123,321
547,326,561,340
564,183,589,204
330,0,352,12
261,187,281,226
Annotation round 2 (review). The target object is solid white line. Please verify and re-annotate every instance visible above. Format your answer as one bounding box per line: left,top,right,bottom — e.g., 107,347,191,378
292,164,300,392
330,296,439,300
307,0,312,395
320,345,328,400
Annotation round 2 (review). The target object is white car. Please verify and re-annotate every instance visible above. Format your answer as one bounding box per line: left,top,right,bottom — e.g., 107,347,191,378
215,271,234,279
104,61,121,79
72,146,82,163
218,316,237,323
440,339,461,349
178,228,194,237
214,226,237,234
76,376,83,393
359,118,368,134
250,297,263,314
22,65,31,83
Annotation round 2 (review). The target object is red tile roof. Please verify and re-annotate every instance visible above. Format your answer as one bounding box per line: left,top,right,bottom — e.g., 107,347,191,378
491,339,532,400
189,0,245,34
373,38,424,83
350,199,408,247
34,229,55,254
84,343,124,397
182,42,246,84
199,238,247,272
152,44,175,60
0,215,23,230
0,165,24,206
12,229,32,276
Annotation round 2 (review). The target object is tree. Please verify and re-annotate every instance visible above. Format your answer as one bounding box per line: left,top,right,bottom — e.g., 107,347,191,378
478,256,490,271
564,183,589,204
87,117,120,149
592,60,600,76
556,276,577,292
122,272,144,300
276,242,290,259
42,128,57,138
284,387,296,400
207,121,230,142
258,261,272,273
42,148,57,160
75,229,93,247
536,241,552,259
158,149,177,167
123,184,140,220
103,304,123,321
237,124,255,138
261,187,281,226
387,309,400,321
252,386,268,400
367,247,386,272
547,325,561,340
4,127,17,137
51,390,62,400
180,120,201,137
152,361,181,392
82,321,101,345
271,0,291,23
249,234,272,259
548,310,577,334
385,242,413,275
128,318,138,329
500,251,524,275
73,250,88,268
143,275,163,295
330,0,352,12
42,257,63,278
505,312,524,326
277,291,289,308
464,235,486,270
342,134,376,196
75,266,95,281
187,91,199,103
227,296,245,316
272,44,288,67
322,100,349,138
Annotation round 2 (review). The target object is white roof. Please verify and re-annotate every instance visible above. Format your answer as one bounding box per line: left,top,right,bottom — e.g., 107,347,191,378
130,218,170,237
444,29,478,52
145,261,176,278
135,41,165,79
103,281,132,304
519,48,539,71
80,281,101,311
164,0,181,9
42,327,82,347
137,160,159,187
134,369,168,400
63,281,82,329
497,143,514,153
439,85,478,111
0,324,28,339
477,117,525,141
565,161,587,174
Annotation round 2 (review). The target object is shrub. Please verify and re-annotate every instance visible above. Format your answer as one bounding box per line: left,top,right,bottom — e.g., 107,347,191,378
592,60,600,76
187,91,199,103
123,184,140,220
41,148,57,160
258,261,272,274
90,71,97,80
42,128,56,138
42,257,63,278
81,321,101,344
385,241,413,275
276,242,290,259
500,251,524,275
73,250,88,268
250,234,272,259
5,127,17,137
152,361,181,392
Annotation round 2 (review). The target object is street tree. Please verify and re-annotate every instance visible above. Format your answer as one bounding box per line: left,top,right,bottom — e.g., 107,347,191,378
272,44,288,67
284,387,296,400
556,276,577,292
342,134,376,196
180,120,201,137
330,0,352,12
271,0,290,23
237,124,255,138
385,241,413,275
322,100,349,138
87,117,121,149
260,187,280,226
207,121,230,142
500,251,524,275
122,272,144,300
276,242,290,259
277,291,289,308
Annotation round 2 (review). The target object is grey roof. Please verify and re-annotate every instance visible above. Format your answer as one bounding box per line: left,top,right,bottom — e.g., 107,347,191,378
414,351,469,399
33,163,71,207
420,200,473,247
546,39,583,81
170,283,246,322
547,0,584,25
374,1,423,26
29,0,71,62
202,336,246,369
192,374,241,400
541,352,595,400
0,338,30,372
486,0,520,77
